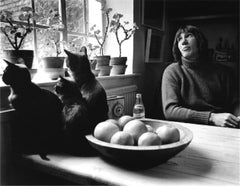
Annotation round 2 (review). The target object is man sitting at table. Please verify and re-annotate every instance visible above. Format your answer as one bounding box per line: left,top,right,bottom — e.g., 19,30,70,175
161,25,239,128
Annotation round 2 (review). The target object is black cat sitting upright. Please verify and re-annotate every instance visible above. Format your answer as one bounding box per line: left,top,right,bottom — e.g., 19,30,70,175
55,76,91,154
2,60,63,158
62,49,109,128
55,49,109,154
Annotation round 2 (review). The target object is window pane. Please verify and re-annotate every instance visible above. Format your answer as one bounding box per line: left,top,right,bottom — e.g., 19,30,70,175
67,35,99,59
36,28,61,59
87,37,101,58
88,0,103,36
67,35,86,53
34,0,59,26
66,0,85,33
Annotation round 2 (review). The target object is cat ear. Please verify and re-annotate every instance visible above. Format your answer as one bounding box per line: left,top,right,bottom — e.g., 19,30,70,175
3,59,15,67
64,49,74,57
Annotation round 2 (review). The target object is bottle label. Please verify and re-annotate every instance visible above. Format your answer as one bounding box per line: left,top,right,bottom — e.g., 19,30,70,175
133,112,145,119
133,104,145,119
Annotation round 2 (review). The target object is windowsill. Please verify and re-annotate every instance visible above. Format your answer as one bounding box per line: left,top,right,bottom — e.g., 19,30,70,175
0,73,140,88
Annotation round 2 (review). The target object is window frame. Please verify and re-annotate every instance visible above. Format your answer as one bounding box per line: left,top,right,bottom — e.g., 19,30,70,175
0,0,104,65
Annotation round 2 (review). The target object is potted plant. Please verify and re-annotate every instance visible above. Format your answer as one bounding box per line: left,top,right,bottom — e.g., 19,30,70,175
36,9,65,80
109,13,138,75
89,7,112,75
38,9,65,69
0,7,38,69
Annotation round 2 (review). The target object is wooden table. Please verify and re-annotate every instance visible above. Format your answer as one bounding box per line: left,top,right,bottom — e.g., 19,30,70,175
20,120,240,186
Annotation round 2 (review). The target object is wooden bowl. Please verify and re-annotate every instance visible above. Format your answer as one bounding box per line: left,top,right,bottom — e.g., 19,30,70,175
86,119,193,169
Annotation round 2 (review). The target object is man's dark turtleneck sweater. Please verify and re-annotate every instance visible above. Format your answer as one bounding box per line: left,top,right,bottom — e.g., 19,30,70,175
161,57,236,124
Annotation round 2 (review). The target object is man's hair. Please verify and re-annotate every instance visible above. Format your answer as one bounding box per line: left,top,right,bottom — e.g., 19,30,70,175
172,25,208,62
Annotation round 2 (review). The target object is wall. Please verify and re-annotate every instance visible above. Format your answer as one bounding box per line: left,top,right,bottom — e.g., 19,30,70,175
133,0,171,118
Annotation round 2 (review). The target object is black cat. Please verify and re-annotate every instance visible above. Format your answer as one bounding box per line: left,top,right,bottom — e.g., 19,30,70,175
2,60,63,159
64,49,109,128
54,49,109,154
55,76,91,154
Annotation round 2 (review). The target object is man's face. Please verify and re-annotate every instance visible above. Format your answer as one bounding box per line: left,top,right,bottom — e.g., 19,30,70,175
178,32,198,60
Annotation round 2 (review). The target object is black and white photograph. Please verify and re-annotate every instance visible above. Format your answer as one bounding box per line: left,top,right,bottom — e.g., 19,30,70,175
0,0,239,185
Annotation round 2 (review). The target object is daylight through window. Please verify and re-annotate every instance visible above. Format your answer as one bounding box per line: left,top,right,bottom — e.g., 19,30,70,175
0,0,103,71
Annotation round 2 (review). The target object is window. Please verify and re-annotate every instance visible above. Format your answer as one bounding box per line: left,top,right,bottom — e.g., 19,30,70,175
0,0,104,70
67,0,103,58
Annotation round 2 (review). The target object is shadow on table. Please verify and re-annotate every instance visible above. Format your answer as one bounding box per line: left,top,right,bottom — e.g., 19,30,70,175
139,146,213,179
101,146,212,180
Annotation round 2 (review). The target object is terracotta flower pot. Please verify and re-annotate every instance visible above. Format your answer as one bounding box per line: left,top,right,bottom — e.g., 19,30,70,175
3,50,34,69
40,57,65,80
110,65,127,76
98,66,112,76
110,57,127,65
95,55,111,69
41,57,65,68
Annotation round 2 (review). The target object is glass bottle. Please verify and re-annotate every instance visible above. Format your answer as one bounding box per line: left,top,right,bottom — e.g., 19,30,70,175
133,93,145,119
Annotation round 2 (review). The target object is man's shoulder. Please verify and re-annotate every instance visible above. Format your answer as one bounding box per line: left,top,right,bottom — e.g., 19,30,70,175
164,62,181,73
162,62,183,81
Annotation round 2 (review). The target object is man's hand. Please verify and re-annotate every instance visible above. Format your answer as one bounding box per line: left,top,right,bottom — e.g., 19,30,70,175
209,113,240,128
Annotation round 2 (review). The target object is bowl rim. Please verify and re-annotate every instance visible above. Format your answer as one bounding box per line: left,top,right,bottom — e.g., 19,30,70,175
85,118,193,151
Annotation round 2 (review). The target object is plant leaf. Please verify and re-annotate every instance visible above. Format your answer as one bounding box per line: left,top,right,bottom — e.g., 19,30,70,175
0,10,13,20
